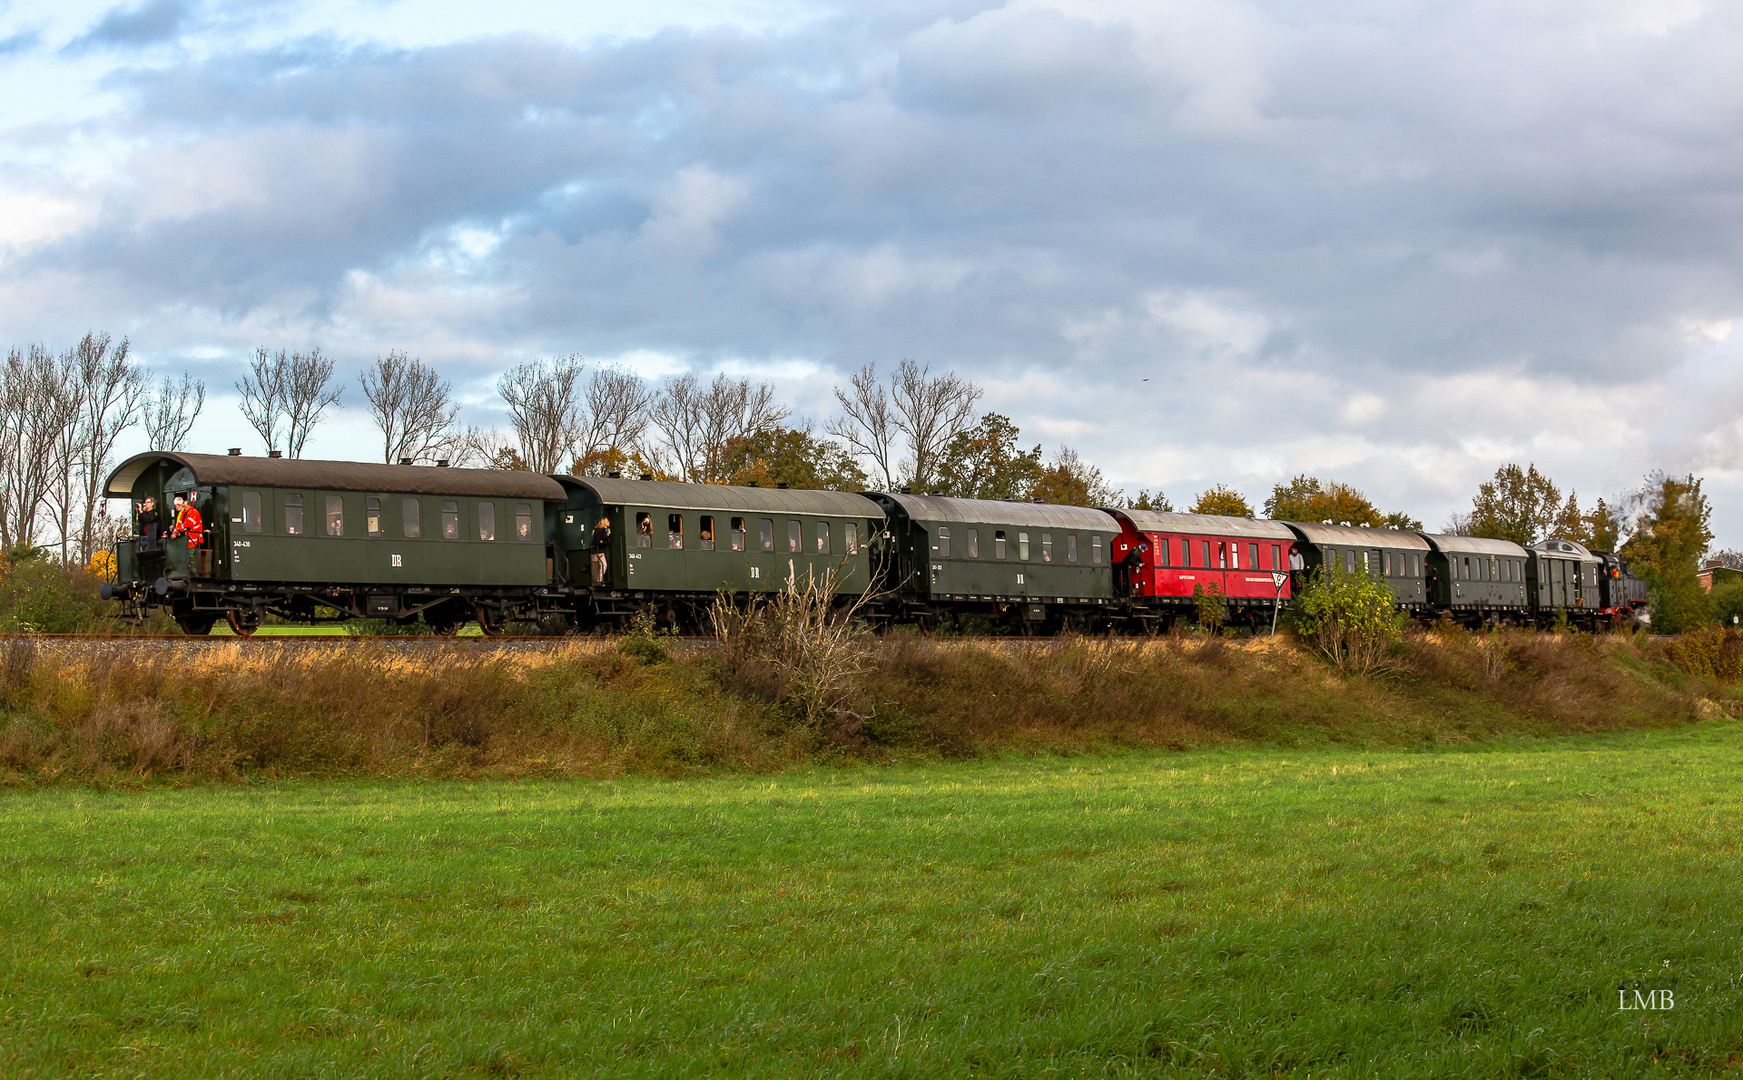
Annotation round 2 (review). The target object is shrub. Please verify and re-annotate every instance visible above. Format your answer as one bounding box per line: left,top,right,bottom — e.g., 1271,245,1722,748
618,609,673,665
1707,579,1743,630
1289,566,1405,675
711,567,872,740
1192,581,1228,633
0,556,115,633
1668,627,1743,682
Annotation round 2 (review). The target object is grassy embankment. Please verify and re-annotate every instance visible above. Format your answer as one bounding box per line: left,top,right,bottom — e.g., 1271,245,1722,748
4,728,1743,1077
0,628,1736,785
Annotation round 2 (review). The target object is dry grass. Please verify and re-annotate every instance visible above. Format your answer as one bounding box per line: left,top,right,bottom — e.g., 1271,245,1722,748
0,628,1731,785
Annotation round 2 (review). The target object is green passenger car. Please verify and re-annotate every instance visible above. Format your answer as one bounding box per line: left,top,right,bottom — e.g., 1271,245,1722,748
865,493,1121,629
103,452,565,633
551,476,885,619
1281,522,1430,610
1421,533,1530,620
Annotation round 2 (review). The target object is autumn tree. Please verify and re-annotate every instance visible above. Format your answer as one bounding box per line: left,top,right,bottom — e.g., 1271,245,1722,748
1621,473,1713,634
719,426,868,490
1191,484,1253,517
1124,489,1174,511
933,413,1043,500
1264,475,1397,526
1033,447,1119,507
1586,498,1624,552
1467,463,1562,546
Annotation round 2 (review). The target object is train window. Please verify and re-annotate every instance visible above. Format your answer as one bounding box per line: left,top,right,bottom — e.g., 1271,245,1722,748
635,512,652,547
1273,544,1282,571
1202,541,1212,569
1249,543,1259,570
994,530,1007,559
668,514,683,549
1345,549,1356,574
700,516,715,551
1018,533,1030,560
787,520,801,553
937,526,951,558
1489,556,1498,580
1383,551,1391,576
966,529,978,558
327,495,344,537
845,523,858,554
516,504,533,541
441,501,460,540
730,517,745,551
478,502,495,541
284,493,304,536
402,498,420,538
816,521,831,555
242,491,262,534
1092,536,1103,565
367,497,382,537
1068,534,1079,564
1152,538,1166,567
1041,534,1052,562
759,519,773,551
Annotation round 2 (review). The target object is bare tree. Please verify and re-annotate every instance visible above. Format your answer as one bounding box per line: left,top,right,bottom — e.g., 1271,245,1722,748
360,350,459,464
444,426,520,469
827,363,899,488
68,333,146,559
236,348,287,454
580,367,655,463
144,373,205,451
829,360,981,489
649,373,788,483
238,347,341,458
282,348,340,459
497,355,586,474
0,345,73,553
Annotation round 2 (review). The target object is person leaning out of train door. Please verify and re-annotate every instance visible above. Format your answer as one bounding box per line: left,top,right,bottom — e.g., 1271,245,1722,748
1288,547,1306,593
591,517,611,585
168,493,203,549
135,497,160,552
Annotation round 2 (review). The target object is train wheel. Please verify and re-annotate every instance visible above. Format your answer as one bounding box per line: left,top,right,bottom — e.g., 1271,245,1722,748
475,605,507,636
225,609,260,636
177,613,217,636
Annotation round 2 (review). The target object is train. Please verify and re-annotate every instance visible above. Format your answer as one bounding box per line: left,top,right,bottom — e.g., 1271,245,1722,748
99,450,1650,634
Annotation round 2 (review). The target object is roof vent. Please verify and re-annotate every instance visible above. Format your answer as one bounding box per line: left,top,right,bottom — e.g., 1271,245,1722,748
777,482,789,489
227,447,241,457
268,449,283,459
639,473,653,482
607,470,622,478
436,459,449,468
747,481,759,487
901,486,912,494
398,457,414,466
1033,498,1045,504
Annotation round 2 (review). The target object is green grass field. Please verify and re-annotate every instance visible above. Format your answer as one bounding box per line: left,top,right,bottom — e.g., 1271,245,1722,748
4,724,1741,1078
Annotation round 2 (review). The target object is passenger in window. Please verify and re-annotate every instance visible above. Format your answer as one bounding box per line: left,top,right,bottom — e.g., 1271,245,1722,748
668,514,683,549
730,517,745,551
636,513,652,547
592,517,611,584
515,504,533,540
328,495,345,537
700,516,715,551
845,523,858,554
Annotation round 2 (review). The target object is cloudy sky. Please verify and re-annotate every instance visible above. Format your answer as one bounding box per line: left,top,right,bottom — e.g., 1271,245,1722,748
2,0,1740,539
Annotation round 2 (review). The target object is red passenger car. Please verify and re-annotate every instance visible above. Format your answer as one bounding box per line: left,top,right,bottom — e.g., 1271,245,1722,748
1106,510,1297,628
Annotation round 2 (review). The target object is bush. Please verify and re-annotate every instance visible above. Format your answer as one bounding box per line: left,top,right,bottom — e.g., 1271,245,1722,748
711,567,872,740
1289,566,1405,675
1707,579,1743,630
1668,626,1743,682
1192,582,1228,633
0,556,115,633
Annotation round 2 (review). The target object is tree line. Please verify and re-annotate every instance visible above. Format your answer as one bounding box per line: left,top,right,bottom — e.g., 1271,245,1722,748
1,333,1732,633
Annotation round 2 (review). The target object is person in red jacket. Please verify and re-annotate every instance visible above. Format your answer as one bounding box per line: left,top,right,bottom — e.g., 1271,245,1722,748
168,493,203,549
